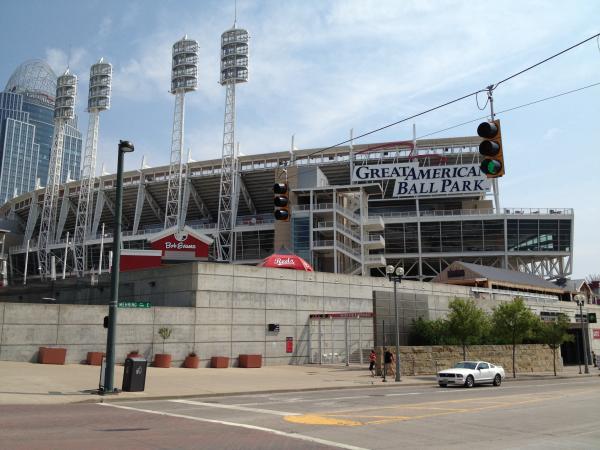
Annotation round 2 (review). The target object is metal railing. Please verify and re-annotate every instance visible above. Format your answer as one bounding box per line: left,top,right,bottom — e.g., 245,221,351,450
335,223,362,242
235,214,275,226
369,207,574,219
313,240,334,248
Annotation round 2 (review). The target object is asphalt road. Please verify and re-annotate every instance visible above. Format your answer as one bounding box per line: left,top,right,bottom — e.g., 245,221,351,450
1,377,599,449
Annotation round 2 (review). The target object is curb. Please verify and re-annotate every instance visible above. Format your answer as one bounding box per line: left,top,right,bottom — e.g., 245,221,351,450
88,380,434,404
84,373,598,404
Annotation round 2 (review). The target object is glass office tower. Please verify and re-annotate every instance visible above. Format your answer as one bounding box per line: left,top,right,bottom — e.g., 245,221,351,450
0,60,82,204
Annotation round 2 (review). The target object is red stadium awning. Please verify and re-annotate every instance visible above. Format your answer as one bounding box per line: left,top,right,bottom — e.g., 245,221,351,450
258,249,313,271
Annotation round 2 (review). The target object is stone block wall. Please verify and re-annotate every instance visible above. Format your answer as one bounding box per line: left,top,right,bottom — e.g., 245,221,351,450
377,344,562,376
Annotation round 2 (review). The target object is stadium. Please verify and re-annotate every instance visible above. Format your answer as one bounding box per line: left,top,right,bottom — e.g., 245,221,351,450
0,134,574,283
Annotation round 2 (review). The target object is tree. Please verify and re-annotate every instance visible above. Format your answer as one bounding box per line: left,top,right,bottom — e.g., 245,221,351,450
408,317,448,345
585,273,600,284
492,297,541,378
446,298,488,361
537,314,574,376
158,327,172,354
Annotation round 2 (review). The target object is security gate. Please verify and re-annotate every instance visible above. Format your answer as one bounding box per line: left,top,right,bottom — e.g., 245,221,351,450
308,312,374,365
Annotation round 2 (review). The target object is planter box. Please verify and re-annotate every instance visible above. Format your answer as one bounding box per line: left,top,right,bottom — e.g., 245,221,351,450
38,347,67,365
86,352,105,366
127,352,141,360
211,356,229,368
183,355,200,368
239,354,262,368
153,353,172,368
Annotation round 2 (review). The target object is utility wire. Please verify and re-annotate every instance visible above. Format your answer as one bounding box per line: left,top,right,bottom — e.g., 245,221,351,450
295,31,600,161
417,81,600,139
493,32,600,89
278,79,600,185
298,89,486,160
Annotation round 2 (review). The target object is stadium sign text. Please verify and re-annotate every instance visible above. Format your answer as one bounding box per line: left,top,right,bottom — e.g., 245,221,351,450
352,163,491,197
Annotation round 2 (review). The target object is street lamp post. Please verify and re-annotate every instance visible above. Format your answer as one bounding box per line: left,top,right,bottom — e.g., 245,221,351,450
102,140,134,394
575,295,589,374
386,264,404,382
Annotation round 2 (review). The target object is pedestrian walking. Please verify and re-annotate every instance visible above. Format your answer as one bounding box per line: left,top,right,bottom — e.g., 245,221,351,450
389,352,396,378
383,348,393,382
369,349,376,377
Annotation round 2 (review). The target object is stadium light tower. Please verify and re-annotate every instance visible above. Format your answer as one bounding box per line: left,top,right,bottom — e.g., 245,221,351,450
216,22,248,261
73,59,112,277
164,36,198,230
37,69,77,279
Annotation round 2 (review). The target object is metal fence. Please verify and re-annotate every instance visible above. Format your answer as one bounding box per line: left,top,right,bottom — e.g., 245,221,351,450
308,313,374,365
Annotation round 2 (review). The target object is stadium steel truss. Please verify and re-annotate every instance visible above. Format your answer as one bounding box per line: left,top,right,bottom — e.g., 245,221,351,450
1,136,573,283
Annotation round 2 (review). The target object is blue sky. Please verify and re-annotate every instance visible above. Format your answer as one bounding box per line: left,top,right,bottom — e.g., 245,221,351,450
1,0,598,278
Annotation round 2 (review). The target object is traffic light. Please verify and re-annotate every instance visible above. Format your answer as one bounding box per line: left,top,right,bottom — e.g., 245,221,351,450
273,182,289,221
477,119,504,178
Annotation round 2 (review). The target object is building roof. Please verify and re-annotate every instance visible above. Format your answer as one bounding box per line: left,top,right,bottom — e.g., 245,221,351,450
5,59,56,102
557,279,586,292
434,261,564,293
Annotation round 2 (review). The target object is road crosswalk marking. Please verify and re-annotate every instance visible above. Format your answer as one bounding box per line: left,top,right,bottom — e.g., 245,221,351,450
170,399,301,416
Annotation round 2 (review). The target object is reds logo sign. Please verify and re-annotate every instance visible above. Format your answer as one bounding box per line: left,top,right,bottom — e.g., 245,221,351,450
274,257,295,266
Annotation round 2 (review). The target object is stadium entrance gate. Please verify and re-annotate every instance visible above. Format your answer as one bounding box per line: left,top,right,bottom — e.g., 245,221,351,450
308,312,374,365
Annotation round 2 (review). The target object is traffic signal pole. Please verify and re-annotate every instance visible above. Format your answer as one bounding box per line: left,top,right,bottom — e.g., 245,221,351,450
486,86,501,214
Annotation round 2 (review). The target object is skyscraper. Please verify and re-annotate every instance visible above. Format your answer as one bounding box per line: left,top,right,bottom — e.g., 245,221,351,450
0,59,82,204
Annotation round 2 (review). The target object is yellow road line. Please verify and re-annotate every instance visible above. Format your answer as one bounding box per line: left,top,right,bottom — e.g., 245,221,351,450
283,391,572,427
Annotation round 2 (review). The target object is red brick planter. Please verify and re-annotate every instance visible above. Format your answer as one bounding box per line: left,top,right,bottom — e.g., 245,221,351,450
86,351,105,366
153,354,172,368
211,356,229,368
38,347,67,365
183,355,200,368
127,352,141,359
239,354,262,368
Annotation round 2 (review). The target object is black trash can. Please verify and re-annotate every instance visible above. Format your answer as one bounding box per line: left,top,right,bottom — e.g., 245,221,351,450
122,357,147,392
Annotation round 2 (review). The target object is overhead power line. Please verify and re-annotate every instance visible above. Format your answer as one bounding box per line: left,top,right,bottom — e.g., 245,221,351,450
417,81,600,139
493,33,600,89
299,31,600,160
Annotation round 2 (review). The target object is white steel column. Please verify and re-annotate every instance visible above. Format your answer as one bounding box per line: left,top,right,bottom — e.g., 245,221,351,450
216,81,237,261
73,59,111,277
62,231,69,279
164,37,198,231
38,69,77,279
73,112,99,276
164,92,185,230
216,26,248,262
38,122,66,278
24,194,39,243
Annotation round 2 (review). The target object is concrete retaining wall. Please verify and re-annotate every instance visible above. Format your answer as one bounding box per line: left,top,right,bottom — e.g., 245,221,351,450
0,263,375,367
1,261,598,366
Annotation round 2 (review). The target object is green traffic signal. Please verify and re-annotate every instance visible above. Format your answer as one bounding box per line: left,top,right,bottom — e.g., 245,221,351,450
477,119,504,178
480,159,503,175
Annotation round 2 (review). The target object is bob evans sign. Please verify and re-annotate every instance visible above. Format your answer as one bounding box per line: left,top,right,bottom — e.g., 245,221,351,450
149,227,213,259
352,163,491,197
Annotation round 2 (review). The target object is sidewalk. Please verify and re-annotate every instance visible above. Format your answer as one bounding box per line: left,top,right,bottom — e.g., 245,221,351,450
0,361,596,405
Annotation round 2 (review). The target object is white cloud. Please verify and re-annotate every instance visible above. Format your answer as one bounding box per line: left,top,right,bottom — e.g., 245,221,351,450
543,128,561,140
45,47,88,76
111,33,173,103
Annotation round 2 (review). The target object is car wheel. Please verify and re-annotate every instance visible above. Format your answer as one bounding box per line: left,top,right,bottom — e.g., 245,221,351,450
438,383,447,388
493,374,502,386
464,375,474,388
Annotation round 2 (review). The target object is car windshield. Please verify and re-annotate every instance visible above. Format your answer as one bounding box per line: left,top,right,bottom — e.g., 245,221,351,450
454,362,477,370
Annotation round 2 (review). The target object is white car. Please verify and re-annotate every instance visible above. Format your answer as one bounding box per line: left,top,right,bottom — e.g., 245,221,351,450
437,361,505,388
